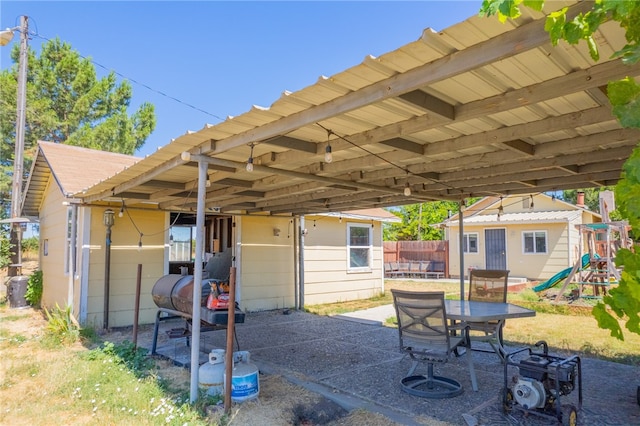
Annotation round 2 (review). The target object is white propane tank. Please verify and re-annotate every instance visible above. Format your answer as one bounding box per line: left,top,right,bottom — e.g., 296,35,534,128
198,349,226,396
224,350,259,402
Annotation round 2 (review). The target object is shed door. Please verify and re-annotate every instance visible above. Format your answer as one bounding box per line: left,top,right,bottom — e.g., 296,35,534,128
485,228,506,270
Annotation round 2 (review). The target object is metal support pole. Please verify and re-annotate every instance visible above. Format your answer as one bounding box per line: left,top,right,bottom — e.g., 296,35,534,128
458,201,465,300
103,222,112,330
189,160,207,403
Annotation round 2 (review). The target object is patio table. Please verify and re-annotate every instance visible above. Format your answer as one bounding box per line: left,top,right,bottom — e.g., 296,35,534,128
445,300,535,361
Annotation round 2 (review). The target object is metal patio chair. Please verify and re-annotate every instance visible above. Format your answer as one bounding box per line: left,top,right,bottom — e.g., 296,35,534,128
467,269,510,360
392,289,477,398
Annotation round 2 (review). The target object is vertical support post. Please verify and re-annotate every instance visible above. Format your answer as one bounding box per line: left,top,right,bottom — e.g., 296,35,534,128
103,212,113,330
293,217,299,310
189,160,207,403
458,201,465,300
132,263,142,348
224,266,237,413
298,216,305,309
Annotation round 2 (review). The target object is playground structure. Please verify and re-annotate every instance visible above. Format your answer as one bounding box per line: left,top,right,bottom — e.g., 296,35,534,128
549,221,631,302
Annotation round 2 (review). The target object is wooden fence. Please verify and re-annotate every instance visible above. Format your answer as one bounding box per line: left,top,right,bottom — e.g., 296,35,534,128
383,240,449,278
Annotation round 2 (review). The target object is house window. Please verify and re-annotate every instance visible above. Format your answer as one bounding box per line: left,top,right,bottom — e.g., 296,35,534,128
170,226,196,261
463,233,478,253
523,231,547,254
347,223,372,271
64,207,72,274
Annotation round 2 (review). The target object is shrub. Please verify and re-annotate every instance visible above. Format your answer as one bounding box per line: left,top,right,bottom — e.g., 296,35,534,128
44,303,81,344
86,340,155,377
25,270,43,307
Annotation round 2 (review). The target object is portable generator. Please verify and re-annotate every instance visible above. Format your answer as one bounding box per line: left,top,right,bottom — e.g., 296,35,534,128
502,341,582,426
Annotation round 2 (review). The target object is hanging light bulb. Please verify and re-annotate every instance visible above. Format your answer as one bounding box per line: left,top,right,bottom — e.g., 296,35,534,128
246,143,254,172
138,234,143,252
119,200,124,218
169,234,174,247
530,194,535,210
498,197,504,216
404,182,411,197
324,144,333,163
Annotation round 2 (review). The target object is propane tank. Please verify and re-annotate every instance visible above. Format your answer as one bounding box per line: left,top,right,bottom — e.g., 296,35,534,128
224,351,259,402
199,349,226,396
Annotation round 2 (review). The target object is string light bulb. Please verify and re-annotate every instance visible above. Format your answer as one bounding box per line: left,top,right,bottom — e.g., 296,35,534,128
530,194,535,210
169,234,174,247
324,129,333,163
404,182,411,196
498,197,504,216
119,200,124,218
138,234,143,252
246,143,254,172
324,144,333,163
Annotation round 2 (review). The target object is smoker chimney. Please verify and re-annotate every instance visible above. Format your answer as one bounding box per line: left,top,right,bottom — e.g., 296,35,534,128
576,191,585,208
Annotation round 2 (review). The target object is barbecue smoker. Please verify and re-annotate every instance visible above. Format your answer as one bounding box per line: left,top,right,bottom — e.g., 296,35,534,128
503,341,582,426
150,251,244,355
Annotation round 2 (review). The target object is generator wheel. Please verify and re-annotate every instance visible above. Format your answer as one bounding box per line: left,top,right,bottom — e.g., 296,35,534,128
561,404,578,426
502,387,514,413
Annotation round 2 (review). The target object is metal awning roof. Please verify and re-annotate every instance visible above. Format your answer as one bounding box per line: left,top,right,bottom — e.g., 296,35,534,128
73,1,640,215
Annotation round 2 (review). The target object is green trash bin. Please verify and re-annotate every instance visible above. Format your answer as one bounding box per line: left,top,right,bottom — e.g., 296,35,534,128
6,276,29,308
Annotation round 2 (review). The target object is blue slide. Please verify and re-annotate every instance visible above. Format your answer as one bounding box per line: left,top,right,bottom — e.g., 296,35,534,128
532,253,592,292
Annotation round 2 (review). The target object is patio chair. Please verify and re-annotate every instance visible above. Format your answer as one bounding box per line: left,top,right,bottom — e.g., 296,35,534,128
391,289,477,398
467,269,510,360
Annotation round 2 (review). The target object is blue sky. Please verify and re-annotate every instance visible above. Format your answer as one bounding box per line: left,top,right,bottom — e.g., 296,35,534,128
1,1,482,158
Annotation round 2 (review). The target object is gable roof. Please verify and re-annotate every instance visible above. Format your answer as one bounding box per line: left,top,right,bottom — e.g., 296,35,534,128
22,141,140,217
24,2,640,217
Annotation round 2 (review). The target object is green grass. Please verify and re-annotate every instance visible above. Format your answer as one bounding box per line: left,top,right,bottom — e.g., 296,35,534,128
307,279,640,366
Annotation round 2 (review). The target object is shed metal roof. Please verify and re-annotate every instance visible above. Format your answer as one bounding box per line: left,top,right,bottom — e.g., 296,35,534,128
31,1,640,217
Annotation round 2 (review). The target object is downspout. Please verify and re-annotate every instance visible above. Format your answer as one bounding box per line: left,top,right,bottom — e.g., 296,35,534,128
298,215,305,309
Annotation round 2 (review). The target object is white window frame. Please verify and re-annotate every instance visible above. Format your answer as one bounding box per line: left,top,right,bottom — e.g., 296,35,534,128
523,230,547,254
64,206,72,274
346,222,372,272
463,233,479,254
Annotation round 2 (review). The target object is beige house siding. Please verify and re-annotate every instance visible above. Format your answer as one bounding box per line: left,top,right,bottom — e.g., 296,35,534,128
303,217,384,305
237,216,295,312
446,194,601,281
85,208,166,328
38,182,73,310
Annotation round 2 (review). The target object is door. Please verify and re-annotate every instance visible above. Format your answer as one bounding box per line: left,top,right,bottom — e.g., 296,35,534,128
485,228,506,270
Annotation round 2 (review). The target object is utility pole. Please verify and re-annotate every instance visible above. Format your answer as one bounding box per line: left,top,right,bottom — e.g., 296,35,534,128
1,16,28,277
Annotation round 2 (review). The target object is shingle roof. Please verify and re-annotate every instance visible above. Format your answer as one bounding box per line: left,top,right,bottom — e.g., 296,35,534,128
22,142,140,217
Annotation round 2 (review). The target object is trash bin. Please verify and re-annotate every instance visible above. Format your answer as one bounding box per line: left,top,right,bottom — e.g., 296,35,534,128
6,276,29,308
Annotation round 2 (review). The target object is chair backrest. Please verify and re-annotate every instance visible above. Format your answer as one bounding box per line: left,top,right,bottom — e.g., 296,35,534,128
391,290,451,357
468,269,509,303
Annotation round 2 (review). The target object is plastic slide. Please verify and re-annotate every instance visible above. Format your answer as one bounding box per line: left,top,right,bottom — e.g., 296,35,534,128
532,253,592,293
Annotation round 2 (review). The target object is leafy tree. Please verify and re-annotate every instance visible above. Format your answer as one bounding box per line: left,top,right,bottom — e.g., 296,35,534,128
0,38,156,202
384,201,459,241
560,188,612,212
481,0,640,340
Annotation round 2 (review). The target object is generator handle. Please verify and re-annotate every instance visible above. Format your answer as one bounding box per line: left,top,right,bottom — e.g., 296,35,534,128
534,340,548,355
